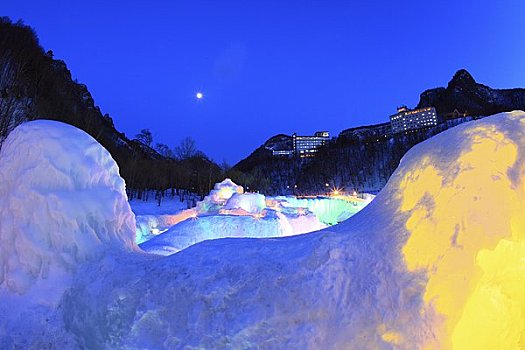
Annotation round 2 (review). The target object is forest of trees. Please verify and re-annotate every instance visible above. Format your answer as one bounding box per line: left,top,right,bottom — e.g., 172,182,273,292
0,17,223,200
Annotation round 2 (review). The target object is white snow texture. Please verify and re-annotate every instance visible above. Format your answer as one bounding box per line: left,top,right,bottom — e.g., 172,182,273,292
0,120,137,295
3,112,525,349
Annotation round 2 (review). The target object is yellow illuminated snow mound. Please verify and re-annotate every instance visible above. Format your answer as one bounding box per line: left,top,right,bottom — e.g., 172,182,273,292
390,110,525,349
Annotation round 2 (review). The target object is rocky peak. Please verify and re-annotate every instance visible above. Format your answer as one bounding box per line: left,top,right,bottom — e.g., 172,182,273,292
448,69,476,88
417,69,525,116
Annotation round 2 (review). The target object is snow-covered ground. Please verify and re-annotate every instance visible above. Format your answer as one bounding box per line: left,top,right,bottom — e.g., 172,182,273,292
130,194,191,216
2,112,525,348
130,194,194,244
138,179,372,254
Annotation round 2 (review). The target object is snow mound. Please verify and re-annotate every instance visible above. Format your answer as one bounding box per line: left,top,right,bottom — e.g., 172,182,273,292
223,192,266,213
0,120,137,295
196,178,243,212
113,111,525,348
5,112,525,349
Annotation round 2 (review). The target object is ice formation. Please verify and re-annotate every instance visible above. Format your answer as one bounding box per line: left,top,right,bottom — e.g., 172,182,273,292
223,192,266,214
134,179,371,249
140,183,326,255
0,121,137,306
269,195,371,225
135,209,198,244
196,178,243,212
140,212,281,255
3,111,525,349
135,192,370,248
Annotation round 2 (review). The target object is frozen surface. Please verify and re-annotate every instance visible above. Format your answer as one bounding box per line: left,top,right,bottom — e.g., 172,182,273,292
3,112,525,349
269,195,370,225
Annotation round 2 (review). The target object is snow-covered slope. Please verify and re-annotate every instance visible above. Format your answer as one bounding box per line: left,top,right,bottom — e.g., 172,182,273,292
3,112,525,349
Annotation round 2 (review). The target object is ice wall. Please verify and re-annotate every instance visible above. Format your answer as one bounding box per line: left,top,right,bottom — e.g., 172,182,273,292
271,195,370,225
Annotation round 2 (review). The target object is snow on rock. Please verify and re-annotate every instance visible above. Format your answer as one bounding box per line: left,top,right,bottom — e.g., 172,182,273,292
0,120,137,296
4,111,525,349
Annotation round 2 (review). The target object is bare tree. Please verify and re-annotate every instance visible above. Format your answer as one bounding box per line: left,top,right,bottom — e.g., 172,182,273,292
155,143,173,158
174,136,197,159
135,128,153,147
220,158,231,173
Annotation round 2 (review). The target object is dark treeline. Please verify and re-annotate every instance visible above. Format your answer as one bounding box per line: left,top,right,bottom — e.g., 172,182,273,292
0,18,223,199
296,120,468,193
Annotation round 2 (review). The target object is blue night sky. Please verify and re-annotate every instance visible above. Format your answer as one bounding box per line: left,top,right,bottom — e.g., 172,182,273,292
3,1,525,163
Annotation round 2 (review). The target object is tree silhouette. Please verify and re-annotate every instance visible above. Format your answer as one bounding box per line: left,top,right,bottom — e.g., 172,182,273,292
174,136,198,160
135,128,153,147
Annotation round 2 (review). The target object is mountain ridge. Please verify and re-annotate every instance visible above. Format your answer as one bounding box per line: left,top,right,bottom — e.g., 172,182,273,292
416,69,525,116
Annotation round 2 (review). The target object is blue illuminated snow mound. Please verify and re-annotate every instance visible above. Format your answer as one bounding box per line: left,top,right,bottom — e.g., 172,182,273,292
0,120,137,295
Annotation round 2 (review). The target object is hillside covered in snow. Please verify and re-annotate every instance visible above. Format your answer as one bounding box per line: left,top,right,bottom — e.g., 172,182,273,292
2,111,525,349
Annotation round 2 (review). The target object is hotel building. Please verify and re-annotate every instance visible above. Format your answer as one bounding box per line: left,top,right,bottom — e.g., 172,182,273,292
390,106,437,134
292,131,330,157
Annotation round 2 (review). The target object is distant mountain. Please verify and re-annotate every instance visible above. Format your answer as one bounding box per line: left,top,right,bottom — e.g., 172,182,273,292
0,17,222,196
234,134,291,173
417,69,525,116
231,69,524,195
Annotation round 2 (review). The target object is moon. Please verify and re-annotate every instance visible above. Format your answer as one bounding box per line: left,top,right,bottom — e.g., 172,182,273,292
196,92,203,99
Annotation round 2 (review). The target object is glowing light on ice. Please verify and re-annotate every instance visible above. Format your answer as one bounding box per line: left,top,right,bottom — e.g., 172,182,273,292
196,92,203,99
139,178,373,254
